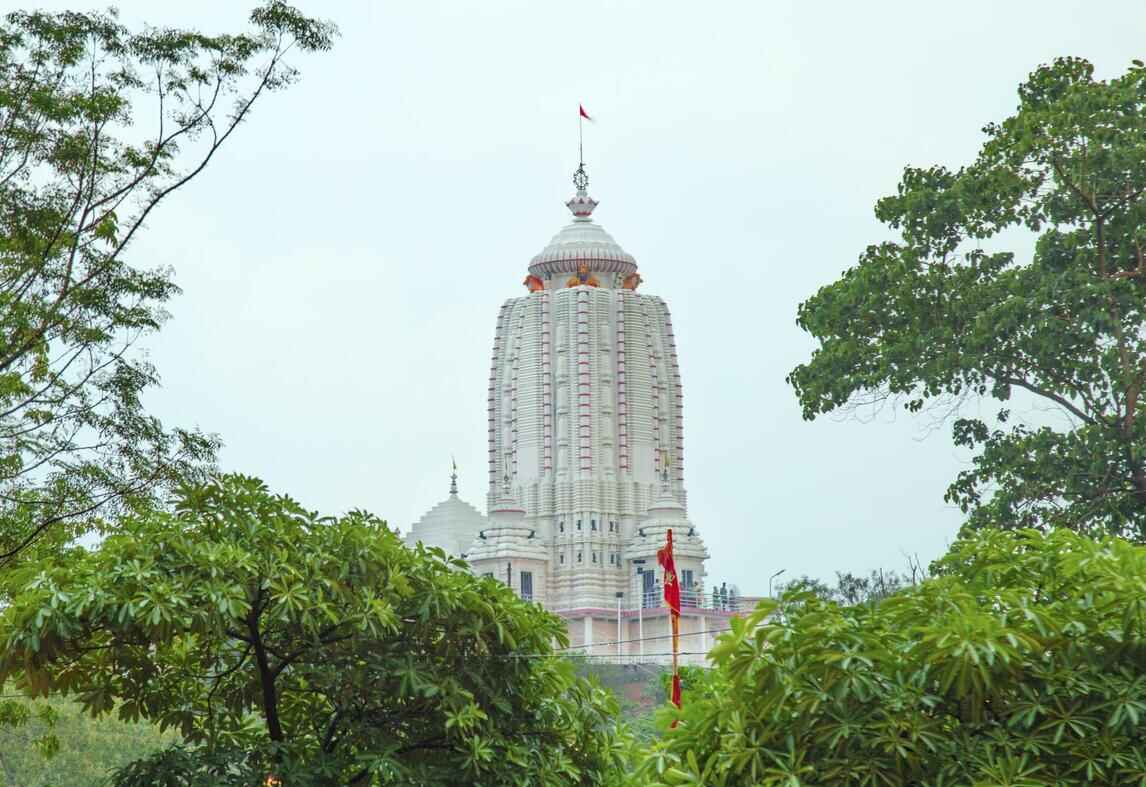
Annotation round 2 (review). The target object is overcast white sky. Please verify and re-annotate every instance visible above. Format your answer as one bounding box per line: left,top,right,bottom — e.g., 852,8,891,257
33,0,1145,591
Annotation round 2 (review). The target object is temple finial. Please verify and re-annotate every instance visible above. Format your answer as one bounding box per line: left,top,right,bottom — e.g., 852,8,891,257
450,455,458,496
566,161,597,220
573,163,589,195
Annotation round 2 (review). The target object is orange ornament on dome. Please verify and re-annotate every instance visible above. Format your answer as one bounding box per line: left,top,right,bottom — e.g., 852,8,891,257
565,261,599,288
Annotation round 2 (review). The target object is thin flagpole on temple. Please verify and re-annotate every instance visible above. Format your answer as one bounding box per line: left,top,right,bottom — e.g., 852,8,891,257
578,104,593,168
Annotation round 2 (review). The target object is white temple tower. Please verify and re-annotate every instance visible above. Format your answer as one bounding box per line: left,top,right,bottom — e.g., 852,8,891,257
477,163,710,615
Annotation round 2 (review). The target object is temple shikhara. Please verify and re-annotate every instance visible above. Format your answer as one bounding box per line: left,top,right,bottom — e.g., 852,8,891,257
406,162,740,663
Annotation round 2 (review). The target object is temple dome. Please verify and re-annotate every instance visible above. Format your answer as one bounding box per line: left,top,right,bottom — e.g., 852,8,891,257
527,185,638,278
627,481,709,564
405,472,487,557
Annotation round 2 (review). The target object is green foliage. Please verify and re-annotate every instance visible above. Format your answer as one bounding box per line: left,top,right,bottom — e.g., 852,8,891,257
788,57,1146,539
775,574,835,600
779,569,913,606
572,661,688,744
0,474,629,785
107,744,269,787
633,528,1146,785
0,2,334,569
0,694,175,786
0,695,59,780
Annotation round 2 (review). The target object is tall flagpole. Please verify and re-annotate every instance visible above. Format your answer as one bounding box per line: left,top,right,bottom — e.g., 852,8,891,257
658,528,683,724
579,110,583,168
575,105,591,192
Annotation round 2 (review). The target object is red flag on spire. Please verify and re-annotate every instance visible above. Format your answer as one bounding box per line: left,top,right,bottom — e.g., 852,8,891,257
579,104,593,121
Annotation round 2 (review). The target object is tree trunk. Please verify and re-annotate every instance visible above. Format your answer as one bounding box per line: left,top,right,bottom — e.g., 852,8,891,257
1131,463,1146,510
249,617,284,744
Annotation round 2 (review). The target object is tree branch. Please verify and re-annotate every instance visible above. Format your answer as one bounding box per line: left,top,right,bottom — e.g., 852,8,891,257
995,374,1097,425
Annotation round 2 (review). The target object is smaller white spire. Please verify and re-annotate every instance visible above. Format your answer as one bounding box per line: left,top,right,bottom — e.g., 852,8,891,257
491,451,525,516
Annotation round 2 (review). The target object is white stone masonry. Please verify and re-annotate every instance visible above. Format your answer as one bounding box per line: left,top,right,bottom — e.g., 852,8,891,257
476,172,709,611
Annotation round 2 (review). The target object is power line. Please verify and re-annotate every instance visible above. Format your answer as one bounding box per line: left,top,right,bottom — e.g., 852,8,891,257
553,626,735,653
497,651,714,661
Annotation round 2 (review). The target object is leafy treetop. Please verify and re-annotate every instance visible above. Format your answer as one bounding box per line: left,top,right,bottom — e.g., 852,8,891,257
0,2,334,569
636,527,1146,786
0,474,629,785
789,57,1146,539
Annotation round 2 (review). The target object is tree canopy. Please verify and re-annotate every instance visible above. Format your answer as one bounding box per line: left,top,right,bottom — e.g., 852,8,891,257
777,567,918,606
636,528,1146,786
0,474,629,785
789,57,1146,539
0,694,175,785
0,2,334,570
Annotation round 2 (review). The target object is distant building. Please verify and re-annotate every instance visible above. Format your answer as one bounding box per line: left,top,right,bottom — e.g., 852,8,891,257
405,164,742,664
404,467,485,557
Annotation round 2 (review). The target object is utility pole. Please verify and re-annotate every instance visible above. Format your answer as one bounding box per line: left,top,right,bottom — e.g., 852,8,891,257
633,560,647,660
769,568,786,598
615,591,624,662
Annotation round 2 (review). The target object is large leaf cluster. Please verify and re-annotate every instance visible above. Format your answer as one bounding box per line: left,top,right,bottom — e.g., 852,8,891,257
0,474,629,785
635,529,1146,786
788,57,1146,539
0,2,334,567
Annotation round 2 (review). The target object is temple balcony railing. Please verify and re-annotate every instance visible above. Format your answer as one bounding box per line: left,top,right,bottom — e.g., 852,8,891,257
638,589,747,613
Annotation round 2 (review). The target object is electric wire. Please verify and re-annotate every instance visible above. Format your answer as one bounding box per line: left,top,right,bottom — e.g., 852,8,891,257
552,625,741,653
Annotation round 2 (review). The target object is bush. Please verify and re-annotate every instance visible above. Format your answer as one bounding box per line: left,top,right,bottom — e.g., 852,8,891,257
1,475,629,785
635,528,1146,785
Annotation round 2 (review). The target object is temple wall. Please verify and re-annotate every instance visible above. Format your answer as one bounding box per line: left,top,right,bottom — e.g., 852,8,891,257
562,610,734,667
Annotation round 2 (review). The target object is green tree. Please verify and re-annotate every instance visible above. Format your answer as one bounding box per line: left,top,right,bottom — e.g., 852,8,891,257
0,475,629,785
634,528,1146,786
0,2,334,765
0,2,334,570
0,694,176,786
789,57,1146,539
0,695,58,783
773,574,834,601
775,569,908,606
831,569,908,606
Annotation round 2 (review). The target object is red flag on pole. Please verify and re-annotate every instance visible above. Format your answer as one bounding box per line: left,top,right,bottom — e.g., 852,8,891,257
658,529,683,715
657,529,681,616
577,105,593,166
